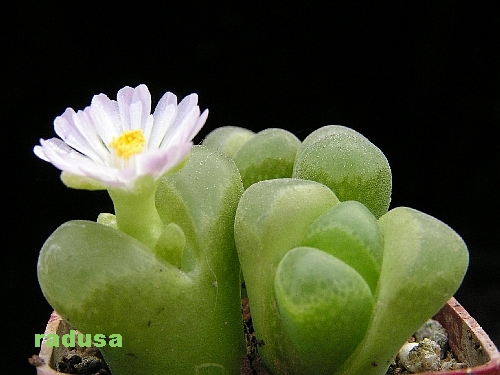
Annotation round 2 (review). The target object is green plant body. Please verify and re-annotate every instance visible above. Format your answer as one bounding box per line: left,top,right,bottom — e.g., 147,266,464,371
234,178,468,374
36,85,469,375
204,127,301,189
293,125,392,218
208,125,468,374
38,146,245,375
203,125,391,218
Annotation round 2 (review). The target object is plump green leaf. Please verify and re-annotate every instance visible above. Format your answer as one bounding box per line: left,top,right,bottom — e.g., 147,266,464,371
336,207,468,375
38,146,245,375
235,178,339,373
154,222,186,268
202,125,256,158
293,125,391,218
275,246,373,375
301,200,383,292
232,128,301,188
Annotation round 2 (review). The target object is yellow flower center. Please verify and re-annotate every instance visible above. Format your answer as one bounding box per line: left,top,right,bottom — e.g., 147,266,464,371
110,130,146,159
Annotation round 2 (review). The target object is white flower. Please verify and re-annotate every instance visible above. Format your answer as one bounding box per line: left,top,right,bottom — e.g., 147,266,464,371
34,84,208,190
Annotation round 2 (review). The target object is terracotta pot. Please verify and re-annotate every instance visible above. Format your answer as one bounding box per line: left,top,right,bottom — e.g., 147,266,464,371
34,298,500,374
35,312,77,375
422,298,500,375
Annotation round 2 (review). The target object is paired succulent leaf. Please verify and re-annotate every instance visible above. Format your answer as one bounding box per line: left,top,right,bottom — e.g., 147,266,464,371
204,125,391,218
37,146,245,375
207,124,466,374
274,246,374,373
234,179,468,375
294,125,392,218
337,207,469,375
204,126,301,189
301,200,383,292
235,179,340,371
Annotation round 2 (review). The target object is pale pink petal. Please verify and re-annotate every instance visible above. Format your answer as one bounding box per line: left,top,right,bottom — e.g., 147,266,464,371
81,164,129,188
117,85,152,132
135,142,192,178
160,105,200,150
135,149,173,177
142,115,154,148
33,145,49,161
149,92,178,149
129,100,144,130
133,84,152,129
38,138,125,188
54,109,108,164
188,108,209,141
36,138,96,176
117,86,135,131
54,109,93,157
89,93,122,143
176,93,199,119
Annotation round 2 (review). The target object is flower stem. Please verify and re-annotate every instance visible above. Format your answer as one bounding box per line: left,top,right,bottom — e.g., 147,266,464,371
107,180,164,250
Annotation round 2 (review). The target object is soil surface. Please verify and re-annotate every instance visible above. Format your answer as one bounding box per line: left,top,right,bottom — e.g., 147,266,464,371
30,298,464,375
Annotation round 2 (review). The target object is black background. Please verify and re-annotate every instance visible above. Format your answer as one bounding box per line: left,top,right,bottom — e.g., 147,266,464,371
5,3,500,373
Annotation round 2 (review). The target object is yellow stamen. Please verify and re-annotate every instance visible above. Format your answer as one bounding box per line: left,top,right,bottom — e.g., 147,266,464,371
110,130,146,159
